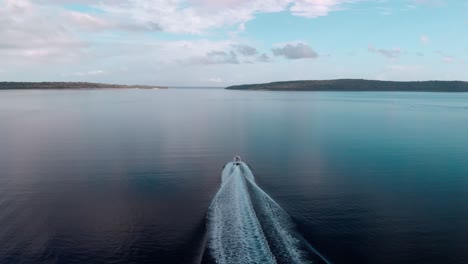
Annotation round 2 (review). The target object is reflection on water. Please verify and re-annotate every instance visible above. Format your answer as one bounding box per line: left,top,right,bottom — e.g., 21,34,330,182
0,89,467,263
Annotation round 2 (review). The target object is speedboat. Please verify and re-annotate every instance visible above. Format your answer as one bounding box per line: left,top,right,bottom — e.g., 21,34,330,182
233,155,241,165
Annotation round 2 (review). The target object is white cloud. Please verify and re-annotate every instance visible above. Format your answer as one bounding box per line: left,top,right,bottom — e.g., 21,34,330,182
290,0,358,18
96,0,360,34
0,0,88,62
2,0,465,84
0,0,358,66
420,34,430,44
208,77,223,83
68,70,105,77
442,56,455,63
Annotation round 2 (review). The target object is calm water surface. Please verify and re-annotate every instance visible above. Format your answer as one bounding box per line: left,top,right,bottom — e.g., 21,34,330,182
0,88,467,263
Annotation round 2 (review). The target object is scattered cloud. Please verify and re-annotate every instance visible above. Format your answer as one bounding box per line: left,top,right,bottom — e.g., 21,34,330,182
258,53,271,62
208,77,223,83
435,50,466,64
60,70,106,79
442,56,455,63
436,50,457,63
420,35,430,44
0,0,466,84
70,70,105,77
188,43,271,64
378,7,393,15
368,46,401,58
191,50,240,65
272,42,318,59
289,0,359,18
232,44,258,56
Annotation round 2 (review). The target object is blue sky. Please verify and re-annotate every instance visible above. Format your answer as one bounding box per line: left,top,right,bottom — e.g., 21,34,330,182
0,0,466,86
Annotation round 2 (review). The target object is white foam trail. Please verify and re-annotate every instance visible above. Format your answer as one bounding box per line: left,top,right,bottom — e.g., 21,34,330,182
205,162,329,264
207,162,276,264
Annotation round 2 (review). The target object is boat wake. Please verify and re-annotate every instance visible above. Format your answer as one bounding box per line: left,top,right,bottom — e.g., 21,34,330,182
203,161,330,264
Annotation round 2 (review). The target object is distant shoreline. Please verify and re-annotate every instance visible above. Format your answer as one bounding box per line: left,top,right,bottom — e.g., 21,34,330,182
0,82,168,90
225,79,468,92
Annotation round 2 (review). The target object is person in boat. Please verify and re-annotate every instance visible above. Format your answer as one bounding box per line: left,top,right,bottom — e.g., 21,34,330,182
234,155,241,165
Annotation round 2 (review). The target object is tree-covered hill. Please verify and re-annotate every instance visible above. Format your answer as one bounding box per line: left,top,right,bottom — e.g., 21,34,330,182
0,82,167,90
226,79,468,92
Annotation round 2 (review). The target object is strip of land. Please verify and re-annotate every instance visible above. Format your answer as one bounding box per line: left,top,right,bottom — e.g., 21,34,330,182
0,82,168,90
225,79,468,92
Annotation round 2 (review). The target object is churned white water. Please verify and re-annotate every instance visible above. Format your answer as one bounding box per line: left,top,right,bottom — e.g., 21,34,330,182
206,162,329,264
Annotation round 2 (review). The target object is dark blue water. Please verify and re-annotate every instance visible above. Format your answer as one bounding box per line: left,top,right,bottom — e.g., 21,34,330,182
0,88,467,264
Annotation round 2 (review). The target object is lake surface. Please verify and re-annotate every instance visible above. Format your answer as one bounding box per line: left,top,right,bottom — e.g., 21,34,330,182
0,88,467,264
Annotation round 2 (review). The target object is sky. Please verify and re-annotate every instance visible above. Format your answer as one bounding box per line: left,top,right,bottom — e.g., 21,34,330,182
0,0,467,86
